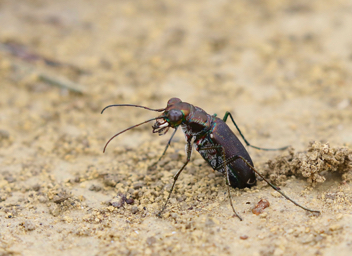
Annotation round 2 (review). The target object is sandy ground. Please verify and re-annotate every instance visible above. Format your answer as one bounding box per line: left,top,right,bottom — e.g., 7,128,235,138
1,0,352,255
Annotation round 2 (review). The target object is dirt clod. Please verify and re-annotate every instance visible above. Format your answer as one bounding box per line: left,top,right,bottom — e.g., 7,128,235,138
264,142,352,186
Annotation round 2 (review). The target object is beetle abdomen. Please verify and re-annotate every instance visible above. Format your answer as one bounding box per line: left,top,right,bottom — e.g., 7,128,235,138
196,117,256,189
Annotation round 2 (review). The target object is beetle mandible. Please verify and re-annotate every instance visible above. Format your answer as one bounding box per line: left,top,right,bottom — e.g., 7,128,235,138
102,97,320,220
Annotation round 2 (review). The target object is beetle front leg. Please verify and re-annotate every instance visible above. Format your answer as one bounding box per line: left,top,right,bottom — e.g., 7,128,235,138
158,139,192,217
149,127,178,170
158,127,178,161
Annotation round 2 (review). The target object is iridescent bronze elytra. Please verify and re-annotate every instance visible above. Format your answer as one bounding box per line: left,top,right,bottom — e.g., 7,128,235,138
102,98,320,220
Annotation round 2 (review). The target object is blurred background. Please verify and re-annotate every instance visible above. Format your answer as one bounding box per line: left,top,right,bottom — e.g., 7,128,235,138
1,0,351,150
1,0,352,255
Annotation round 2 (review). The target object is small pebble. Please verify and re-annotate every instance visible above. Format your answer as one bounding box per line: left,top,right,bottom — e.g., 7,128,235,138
146,236,156,246
23,221,36,231
252,199,270,215
131,206,138,214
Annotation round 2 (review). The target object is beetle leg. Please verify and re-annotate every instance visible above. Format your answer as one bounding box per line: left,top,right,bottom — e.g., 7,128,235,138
157,127,178,162
220,146,243,221
158,139,192,217
223,111,289,151
197,144,243,221
149,127,178,170
220,155,321,215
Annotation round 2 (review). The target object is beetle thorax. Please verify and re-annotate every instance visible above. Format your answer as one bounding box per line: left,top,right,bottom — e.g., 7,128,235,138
180,106,213,141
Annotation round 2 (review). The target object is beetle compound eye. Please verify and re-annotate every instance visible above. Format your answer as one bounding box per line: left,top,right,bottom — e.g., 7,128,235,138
168,109,183,123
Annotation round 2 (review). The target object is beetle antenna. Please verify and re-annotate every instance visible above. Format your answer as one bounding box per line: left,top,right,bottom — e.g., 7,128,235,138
103,116,166,153
101,104,165,114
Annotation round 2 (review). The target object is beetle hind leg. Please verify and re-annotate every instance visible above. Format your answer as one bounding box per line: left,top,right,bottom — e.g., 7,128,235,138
223,111,289,151
225,176,243,221
221,154,320,215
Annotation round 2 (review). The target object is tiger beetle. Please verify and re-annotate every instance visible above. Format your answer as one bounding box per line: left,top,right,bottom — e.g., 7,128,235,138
101,97,320,220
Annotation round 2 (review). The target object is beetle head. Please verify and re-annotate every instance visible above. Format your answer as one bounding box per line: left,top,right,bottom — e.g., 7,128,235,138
152,98,191,135
101,98,190,151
